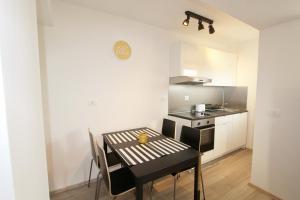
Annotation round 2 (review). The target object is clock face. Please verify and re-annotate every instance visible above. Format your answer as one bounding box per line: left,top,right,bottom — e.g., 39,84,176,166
113,40,131,60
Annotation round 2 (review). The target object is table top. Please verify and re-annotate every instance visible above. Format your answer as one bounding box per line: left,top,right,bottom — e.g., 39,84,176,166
103,127,199,183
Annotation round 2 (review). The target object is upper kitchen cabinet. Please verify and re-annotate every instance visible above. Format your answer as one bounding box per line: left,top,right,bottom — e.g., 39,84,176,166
170,42,238,86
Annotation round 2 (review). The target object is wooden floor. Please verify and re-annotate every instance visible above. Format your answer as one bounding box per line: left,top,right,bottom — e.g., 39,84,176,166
51,150,276,200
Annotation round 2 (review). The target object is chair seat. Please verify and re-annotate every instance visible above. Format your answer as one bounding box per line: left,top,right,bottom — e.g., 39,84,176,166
97,152,120,168
107,152,121,167
110,167,135,195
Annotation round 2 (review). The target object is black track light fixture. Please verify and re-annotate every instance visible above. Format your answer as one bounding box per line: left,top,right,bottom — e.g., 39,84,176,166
183,11,215,34
182,15,190,26
208,24,215,34
198,20,204,31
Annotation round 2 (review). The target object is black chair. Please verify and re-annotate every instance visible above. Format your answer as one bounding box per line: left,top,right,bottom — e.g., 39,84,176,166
179,126,200,151
87,130,120,199
149,119,176,197
161,118,176,138
171,126,206,200
96,144,135,200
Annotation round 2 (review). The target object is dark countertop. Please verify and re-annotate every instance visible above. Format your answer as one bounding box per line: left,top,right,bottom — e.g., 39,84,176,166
168,109,248,120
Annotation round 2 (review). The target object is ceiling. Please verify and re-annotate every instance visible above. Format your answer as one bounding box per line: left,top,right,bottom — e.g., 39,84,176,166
199,0,300,29
60,0,259,44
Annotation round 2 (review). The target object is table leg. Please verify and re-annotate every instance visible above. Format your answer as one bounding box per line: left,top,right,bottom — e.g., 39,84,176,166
194,159,200,200
136,181,143,200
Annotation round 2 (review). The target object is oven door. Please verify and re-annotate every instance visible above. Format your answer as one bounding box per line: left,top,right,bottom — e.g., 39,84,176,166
197,125,215,153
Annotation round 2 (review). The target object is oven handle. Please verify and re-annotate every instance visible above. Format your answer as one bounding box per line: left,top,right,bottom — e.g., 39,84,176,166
199,126,215,131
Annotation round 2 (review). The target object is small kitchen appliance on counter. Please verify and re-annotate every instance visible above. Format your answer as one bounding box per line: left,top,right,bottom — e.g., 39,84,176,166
195,104,206,112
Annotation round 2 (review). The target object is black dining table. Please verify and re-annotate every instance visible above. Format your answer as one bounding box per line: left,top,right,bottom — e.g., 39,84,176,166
103,127,200,200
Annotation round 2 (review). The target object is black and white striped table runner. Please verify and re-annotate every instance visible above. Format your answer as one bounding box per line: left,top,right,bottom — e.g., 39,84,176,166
104,128,160,145
115,138,190,166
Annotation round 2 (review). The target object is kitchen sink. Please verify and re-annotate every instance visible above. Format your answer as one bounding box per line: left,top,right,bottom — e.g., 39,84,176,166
223,108,240,112
205,108,241,115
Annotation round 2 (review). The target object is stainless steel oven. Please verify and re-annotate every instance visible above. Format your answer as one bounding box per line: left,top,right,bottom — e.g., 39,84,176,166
192,118,215,153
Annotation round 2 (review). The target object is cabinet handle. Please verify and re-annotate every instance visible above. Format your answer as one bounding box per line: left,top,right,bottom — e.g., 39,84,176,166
199,127,215,131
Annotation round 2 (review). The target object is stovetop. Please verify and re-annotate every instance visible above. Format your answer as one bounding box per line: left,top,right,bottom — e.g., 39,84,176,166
168,108,248,121
168,111,213,120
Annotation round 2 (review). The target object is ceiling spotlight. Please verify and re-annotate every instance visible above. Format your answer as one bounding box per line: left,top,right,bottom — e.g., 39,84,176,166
208,24,215,34
182,11,215,34
182,15,190,26
198,20,204,31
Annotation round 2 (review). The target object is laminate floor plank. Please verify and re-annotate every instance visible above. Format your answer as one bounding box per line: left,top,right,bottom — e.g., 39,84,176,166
51,150,277,200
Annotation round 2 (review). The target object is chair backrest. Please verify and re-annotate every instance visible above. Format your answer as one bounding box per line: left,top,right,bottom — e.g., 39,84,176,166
88,129,98,164
161,118,176,138
97,144,112,195
180,126,201,151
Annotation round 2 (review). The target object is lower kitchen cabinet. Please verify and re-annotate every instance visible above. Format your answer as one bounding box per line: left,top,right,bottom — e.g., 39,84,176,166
230,112,248,151
202,112,248,163
168,112,248,164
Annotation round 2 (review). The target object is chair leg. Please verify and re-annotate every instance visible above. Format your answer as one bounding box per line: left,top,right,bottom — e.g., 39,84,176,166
148,181,154,200
200,168,206,200
95,171,101,200
150,181,154,192
98,178,102,200
88,158,94,187
173,176,177,200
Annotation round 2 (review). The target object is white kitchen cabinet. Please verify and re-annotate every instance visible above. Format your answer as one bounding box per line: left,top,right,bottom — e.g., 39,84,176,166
202,115,232,163
202,112,248,163
215,116,232,156
230,112,248,150
219,112,247,153
168,112,248,164
204,48,238,86
170,42,238,86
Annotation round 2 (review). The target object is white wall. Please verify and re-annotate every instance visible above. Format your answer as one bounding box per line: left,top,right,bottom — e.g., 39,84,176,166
0,0,50,199
236,39,259,148
251,19,300,200
0,49,15,200
40,1,170,191
39,0,241,191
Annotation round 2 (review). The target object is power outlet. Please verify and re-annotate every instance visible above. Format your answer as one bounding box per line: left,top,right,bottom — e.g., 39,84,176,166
267,108,281,118
88,99,97,106
184,96,189,101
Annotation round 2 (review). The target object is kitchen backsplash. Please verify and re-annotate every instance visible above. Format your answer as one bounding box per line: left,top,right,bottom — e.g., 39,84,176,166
168,85,247,113
224,86,248,109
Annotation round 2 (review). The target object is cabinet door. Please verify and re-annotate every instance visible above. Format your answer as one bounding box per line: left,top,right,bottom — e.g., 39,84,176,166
204,48,237,86
203,113,248,163
214,123,228,157
231,113,248,149
202,116,231,163
170,42,238,86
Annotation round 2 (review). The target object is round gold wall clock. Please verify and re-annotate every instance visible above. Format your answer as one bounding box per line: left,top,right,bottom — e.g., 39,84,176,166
113,40,131,60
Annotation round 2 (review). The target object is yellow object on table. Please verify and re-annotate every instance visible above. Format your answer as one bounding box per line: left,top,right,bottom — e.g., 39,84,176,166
138,132,149,144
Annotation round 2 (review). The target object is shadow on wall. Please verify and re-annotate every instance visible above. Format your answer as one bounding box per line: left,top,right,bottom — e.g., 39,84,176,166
38,26,54,190
38,28,96,190
268,87,300,199
65,129,93,187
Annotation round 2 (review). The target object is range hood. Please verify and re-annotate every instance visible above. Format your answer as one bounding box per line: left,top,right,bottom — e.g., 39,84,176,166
169,76,212,85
